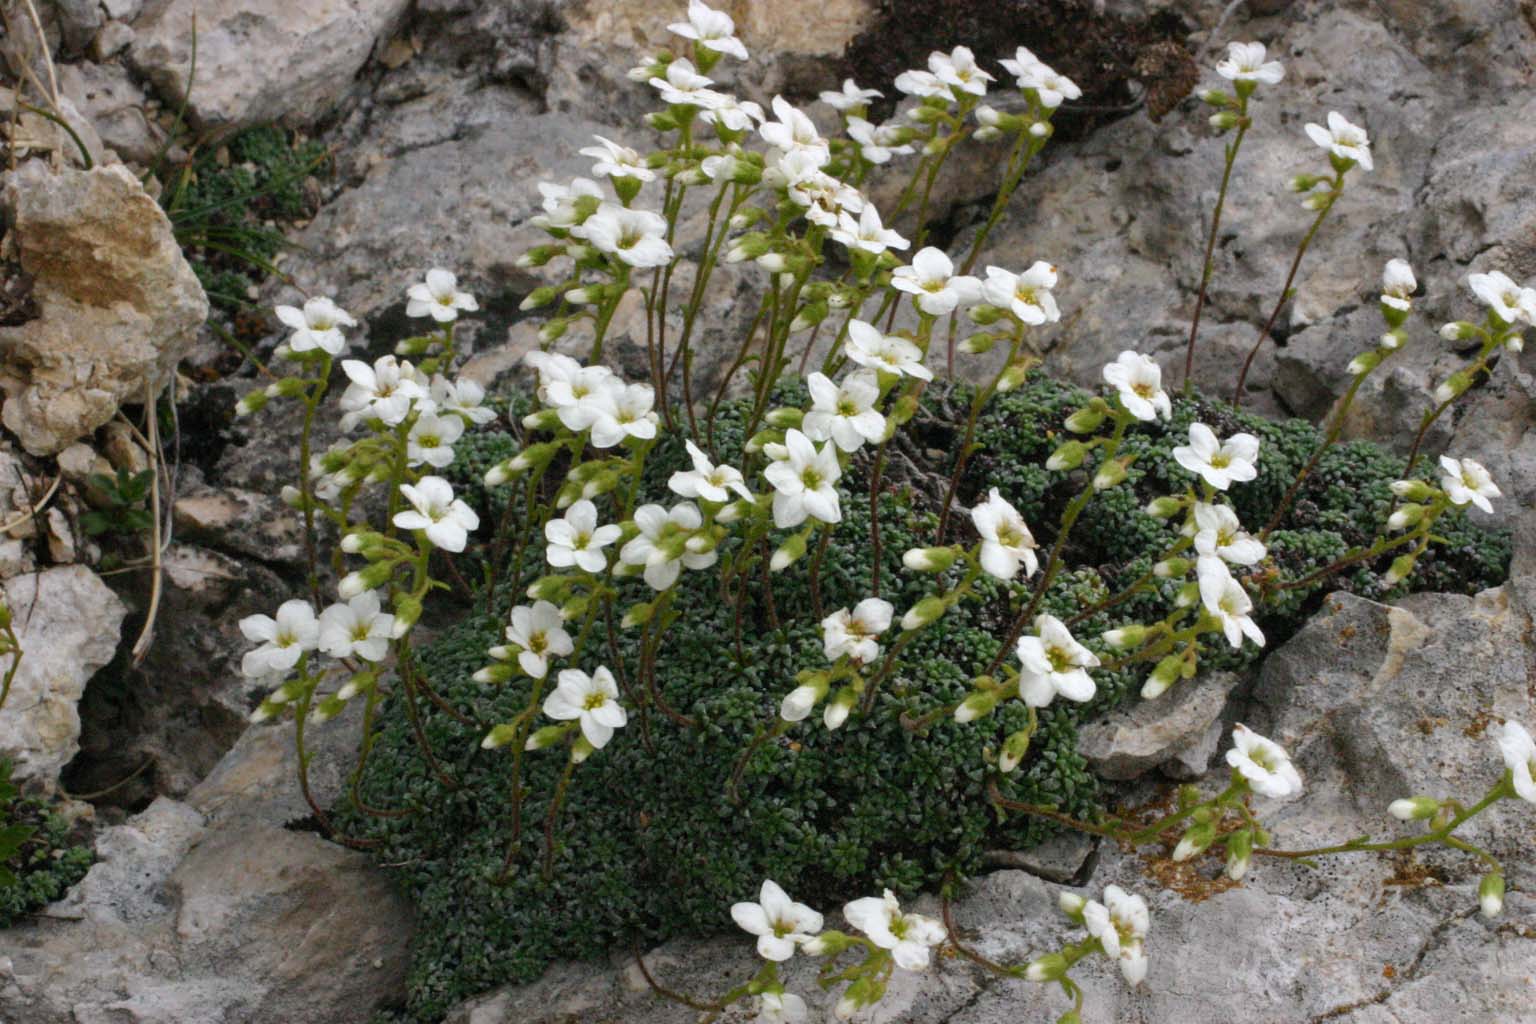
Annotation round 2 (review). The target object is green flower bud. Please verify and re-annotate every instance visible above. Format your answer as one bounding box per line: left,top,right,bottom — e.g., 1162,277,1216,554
998,726,1034,773
770,530,810,572
1046,440,1088,471
954,690,1000,723
901,595,946,631
1092,457,1128,491
1480,872,1505,918
1172,821,1216,861
996,360,1032,392
1384,553,1417,585
959,332,999,355
519,285,559,311
1064,405,1106,434
1025,952,1068,982
967,303,1007,326
524,724,567,751
481,723,521,749
902,546,960,572
1388,796,1440,821
765,407,804,428
1225,829,1253,880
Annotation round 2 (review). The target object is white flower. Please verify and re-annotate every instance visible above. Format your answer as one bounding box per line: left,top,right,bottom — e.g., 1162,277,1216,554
505,601,574,679
763,429,843,528
275,296,356,356
579,135,655,182
699,96,764,133
757,991,808,1024
1467,271,1536,326
1215,41,1284,85
669,440,751,503
1082,886,1150,986
830,203,909,255
893,68,946,99
1198,559,1264,649
1494,720,1536,805
620,502,716,590
240,599,319,678
822,597,894,664
574,203,674,268
394,476,479,552
406,268,478,323
1102,351,1171,422
844,116,914,165
545,500,622,573
1172,423,1260,490
544,363,620,430
1016,614,1099,707
1225,723,1302,799
649,57,715,106
821,78,882,111
970,487,1039,581
760,95,828,161
532,177,602,230
1439,455,1500,514
525,350,585,404
317,591,395,663
891,247,983,316
786,170,862,229
1304,111,1373,171
843,319,932,381
842,889,946,970
339,356,427,429
407,411,466,468
998,47,1081,109
586,382,658,449
929,45,993,96
667,0,748,60
803,371,886,453
430,375,497,426
1381,258,1416,311
1191,502,1266,566
541,667,626,749
730,880,824,961
981,262,1060,325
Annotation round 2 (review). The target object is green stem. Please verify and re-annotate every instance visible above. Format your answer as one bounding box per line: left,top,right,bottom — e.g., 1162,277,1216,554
1183,117,1249,396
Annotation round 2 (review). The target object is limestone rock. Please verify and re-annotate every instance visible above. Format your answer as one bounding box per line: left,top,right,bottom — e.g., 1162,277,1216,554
1077,670,1242,780
56,61,166,166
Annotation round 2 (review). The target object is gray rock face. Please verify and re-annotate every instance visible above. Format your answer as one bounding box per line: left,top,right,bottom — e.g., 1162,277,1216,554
1077,669,1242,780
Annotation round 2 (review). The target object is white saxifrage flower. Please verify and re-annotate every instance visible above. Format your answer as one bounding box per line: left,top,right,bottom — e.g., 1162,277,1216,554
575,203,674,268
317,591,395,662
998,47,1081,109
842,889,947,970
803,370,886,453
699,96,764,133
820,78,882,111
1494,720,1536,805
669,440,751,504
891,246,982,316
504,600,574,679
430,375,497,426
579,135,655,182
545,499,622,573
1102,350,1171,421
275,296,356,356
394,476,480,552
532,177,603,231
544,363,619,431
756,992,808,1024
1438,455,1500,514
1198,559,1264,649
1082,885,1150,986
845,116,915,165
1466,270,1536,326
730,880,824,961
407,410,466,468
893,68,946,100
525,350,584,404
1225,723,1303,799
843,319,932,381
240,599,319,678
406,268,479,323
648,57,715,106
822,597,894,664
970,487,1039,581
1304,111,1373,171
541,667,627,749
620,502,717,590
1016,614,1100,707
1215,41,1285,85
929,45,993,96
763,429,843,528
1381,258,1417,311
339,356,426,429
1172,423,1260,490
981,262,1061,325
667,0,748,60
759,95,828,161
586,382,659,448
1191,502,1266,566
830,203,909,255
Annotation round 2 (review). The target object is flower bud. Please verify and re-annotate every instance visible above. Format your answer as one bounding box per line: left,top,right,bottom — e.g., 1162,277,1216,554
519,285,559,311
1378,327,1406,350
236,389,269,416
823,688,857,730
967,303,1007,326
954,689,1000,723
790,302,828,334
1046,441,1088,471
1153,556,1191,579
1480,872,1505,918
1225,829,1253,881
539,318,570,344
622,600,656,629
959,332,999,355
1347,350,1382,376
526,575,573,602
1504,330,1525,353
481,723,521,749
1064,405,1106,434
1172,822,1216,862
1198,88,1232,107
765,406,804,429
716,499,752,524
1301,192,1333,211
1208,111,1240,132
1102,624,1148,649
1388,796,1440,821
1026,953,1069,982
801,930,853,956
996,361,1032,393
780,679,828,722
340,562,393,598
998,726,1034,773
336,670,377,702
392,595,423,637
1433,370,1471,405
901,595,947,631
903,546,959,572
1387,503,1424,531
474,663,516,685
1141,655,1182,699
1390,478,1433,501
770,531,809,571
1144,495,1183,519
1058,892,1087,920
1383,553,1417,585
523,725,567,751
1288,174,1321,193
1029,121,1050,138
1092,457,1128,491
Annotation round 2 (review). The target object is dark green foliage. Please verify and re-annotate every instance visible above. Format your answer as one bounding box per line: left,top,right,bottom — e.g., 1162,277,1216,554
0,760,93,924
80,467,154,538
347,374,1509,1021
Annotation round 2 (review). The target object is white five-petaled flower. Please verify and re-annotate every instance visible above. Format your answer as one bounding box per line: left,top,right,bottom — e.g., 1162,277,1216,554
648,57,716,106
894,68,947,100
843,319,932,381
580,135,655,182
541,666,627,749
1197,559,1264,649
970,487,1039,581
545,500,622,573
803,371,886,453
763,429,843,528
830,203,909,255
1215,41,1285,85
394,476,479,553
620,502,717,590
1494,720,1536,805
822,597,894,665
998,46,1081,109
929,45,994,97
543,362,619,431
406,268,479,323
981,262,1061,325
669,440,752,504
407,410,466,469
532,177,603,231
842,889,947,971
760,95,828,161
317,591,395,663
891,247,983,316
1016,614,1099,707
845,116,915,165
1438,455,1500,514
821,78,883,111
730,880,824,961
239,599,319,678
1102,351,1171,421
699,96,765,133
1225,723,1302,799
275,296,356,356
1172,423,1260,491
667,0,748,60
1304,111,1373,171
586,382,659,449
1381,258,1417,311
1191,502,1266,567
1082,885,1150,987
339,355,427,429
430,375,496,426
505,601,575,679
574,203,674,268
756,991,808,1024
1467,271,1536,326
